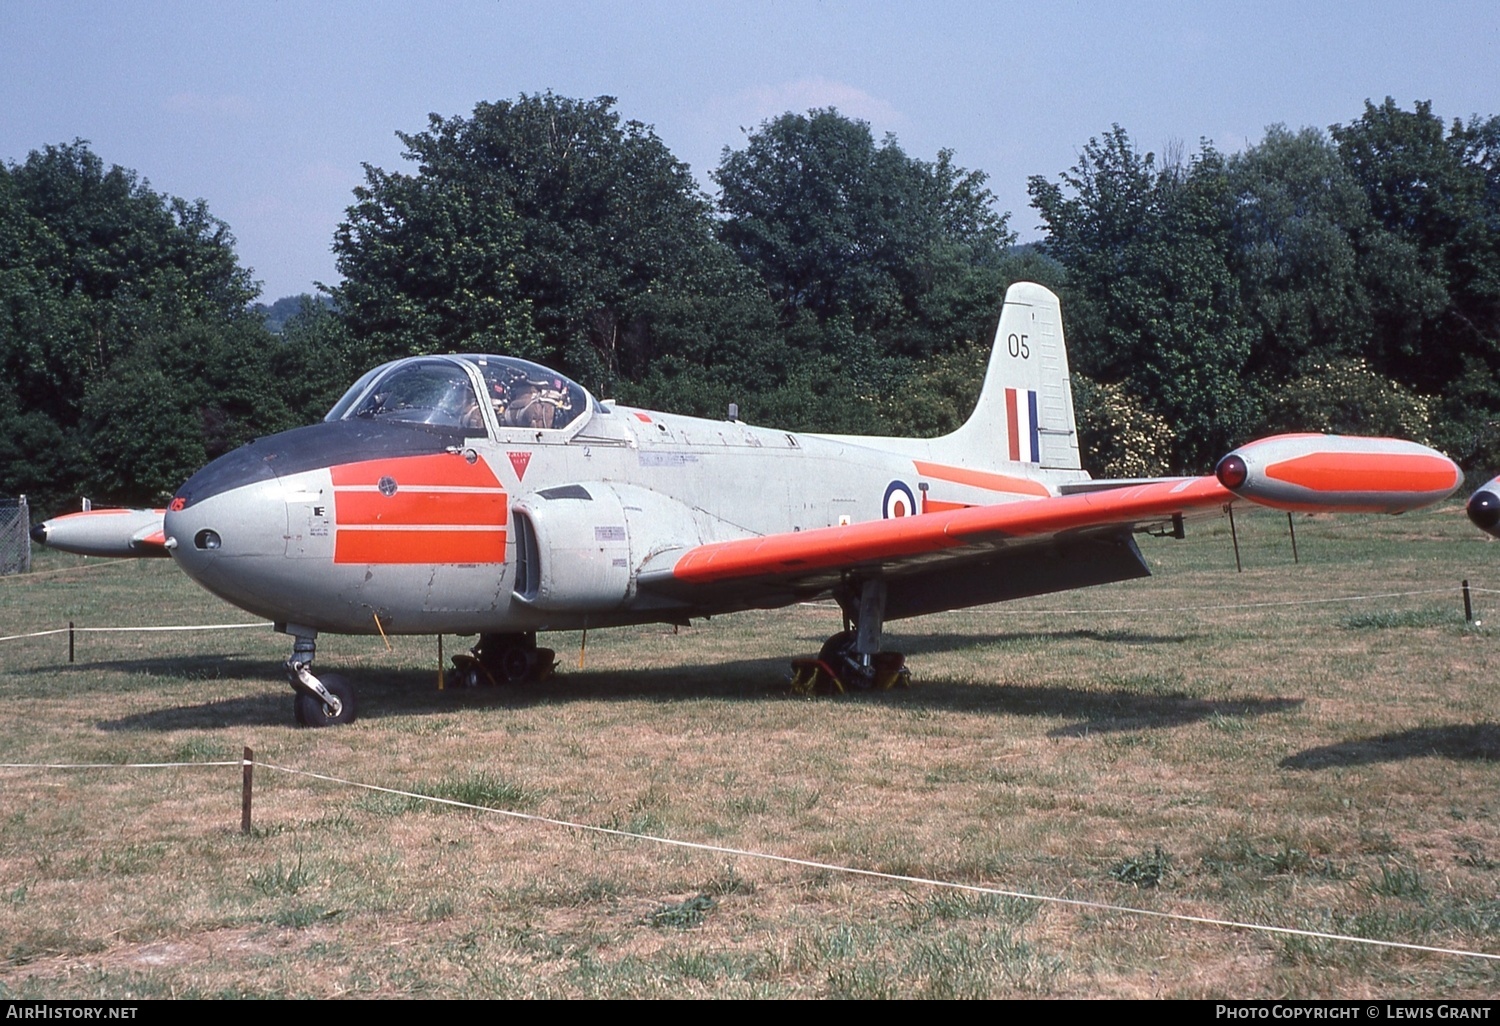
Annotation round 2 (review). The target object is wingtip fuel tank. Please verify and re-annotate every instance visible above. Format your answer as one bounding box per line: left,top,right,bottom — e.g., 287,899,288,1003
1214,434,1462,514
1467,477,1500,537
30,507,170,558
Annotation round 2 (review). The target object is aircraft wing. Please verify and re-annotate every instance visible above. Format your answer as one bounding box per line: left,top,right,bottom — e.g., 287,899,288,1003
638,475,1228,618
637,434,1463,621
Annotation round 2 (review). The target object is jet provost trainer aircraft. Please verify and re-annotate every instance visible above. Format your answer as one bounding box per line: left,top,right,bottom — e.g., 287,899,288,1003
33,283,1464,726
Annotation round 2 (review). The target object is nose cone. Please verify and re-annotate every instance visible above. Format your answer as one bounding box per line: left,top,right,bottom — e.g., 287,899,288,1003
165,430,307,620
164,418,465,624
1468,481,1500,537
29,522,46,545
165,473,296,621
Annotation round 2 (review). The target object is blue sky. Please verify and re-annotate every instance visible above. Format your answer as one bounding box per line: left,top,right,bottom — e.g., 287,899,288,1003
3,1,1497,301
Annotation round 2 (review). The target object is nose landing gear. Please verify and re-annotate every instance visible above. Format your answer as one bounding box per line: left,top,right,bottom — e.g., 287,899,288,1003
284,627,358,727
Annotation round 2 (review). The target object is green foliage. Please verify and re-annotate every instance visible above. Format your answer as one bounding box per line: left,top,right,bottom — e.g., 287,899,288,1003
334,93,756,396
1110,846,1172,888
8,96,1500,512
253,293,333,335
1031,103,1500,470
648,893,717,929
0,141,281,509
715,108,1014,359
270,297,380,425
1227,125,1373,379
1070,375,1173,478
248,858,311,897
1255,358,1433,442
1330,100,1500,396
1368,861,1427,902
1030,130,1257,470
881,339,988,438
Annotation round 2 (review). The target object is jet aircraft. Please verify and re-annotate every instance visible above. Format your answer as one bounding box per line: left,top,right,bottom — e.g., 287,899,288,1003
32,283,1465,726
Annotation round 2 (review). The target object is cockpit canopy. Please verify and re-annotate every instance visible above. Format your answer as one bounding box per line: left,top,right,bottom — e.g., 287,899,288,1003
325,355,594,435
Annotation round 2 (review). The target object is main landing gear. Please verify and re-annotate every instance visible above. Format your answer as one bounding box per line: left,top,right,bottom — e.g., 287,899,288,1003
284,628,357,727
791,579,910,695
449,632,557,688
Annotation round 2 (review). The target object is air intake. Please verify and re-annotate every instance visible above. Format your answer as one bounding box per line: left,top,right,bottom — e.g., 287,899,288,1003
512,510,539,602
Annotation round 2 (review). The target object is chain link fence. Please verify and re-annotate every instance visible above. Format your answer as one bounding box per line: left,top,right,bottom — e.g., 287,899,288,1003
1,496,31,576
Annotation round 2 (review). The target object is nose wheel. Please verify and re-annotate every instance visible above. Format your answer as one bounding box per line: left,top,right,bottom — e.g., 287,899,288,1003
284,627,359,726
293,672,357,726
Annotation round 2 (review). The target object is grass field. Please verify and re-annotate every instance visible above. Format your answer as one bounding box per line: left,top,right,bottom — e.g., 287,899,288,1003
1,503,1497,998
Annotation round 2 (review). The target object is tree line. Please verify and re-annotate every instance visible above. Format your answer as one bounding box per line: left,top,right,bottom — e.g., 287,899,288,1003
3,94,1497,512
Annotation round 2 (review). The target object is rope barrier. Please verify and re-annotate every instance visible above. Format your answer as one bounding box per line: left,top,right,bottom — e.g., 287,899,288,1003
73,622,270,633
803,586,1481,617
0,627,69,642
255,760,1500,964
0,760,242,769
3,582,1488,645
0,621,270,644
4,754,1496,963
0,559,137,582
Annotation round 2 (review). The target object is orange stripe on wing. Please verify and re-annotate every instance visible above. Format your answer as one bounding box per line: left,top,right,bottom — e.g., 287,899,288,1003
672,476,1231,584
913,461,1051,497
334,528,506,564
1264,452,1462,494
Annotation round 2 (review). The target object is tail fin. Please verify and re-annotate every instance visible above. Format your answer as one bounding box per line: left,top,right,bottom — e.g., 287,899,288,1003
946,281,1081,471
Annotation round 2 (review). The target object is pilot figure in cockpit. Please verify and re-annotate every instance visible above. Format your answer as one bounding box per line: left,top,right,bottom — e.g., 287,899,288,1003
491,369,570,429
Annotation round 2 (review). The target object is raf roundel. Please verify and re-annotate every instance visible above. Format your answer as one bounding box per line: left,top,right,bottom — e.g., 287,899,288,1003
883,480,917,519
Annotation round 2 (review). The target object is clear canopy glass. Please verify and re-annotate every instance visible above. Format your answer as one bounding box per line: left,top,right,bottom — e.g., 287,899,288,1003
325,355,592,433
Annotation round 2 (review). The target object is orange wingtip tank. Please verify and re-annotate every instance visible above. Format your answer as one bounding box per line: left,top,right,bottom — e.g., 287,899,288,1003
1214,434,1462,514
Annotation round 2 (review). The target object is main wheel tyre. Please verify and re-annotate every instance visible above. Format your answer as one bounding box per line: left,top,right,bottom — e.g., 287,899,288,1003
818,630,856,667
817,630,874,690
293,673,358,727
499,646,535,683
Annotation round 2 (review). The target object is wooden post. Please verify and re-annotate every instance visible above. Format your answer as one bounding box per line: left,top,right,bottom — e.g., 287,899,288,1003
1228,506,1243,573
241,746,253,834
1287,512,1299,564
68,621,75,663
437,634,445,690
1463,579,1473,623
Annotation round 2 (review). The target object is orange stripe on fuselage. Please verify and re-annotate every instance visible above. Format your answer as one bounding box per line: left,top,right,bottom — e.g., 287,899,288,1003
330,453,500,489
330,453,507,564
913,461,1051,498
1264,453,1461,494
923,499,973,514
334,528,507,564
336,490,507,527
